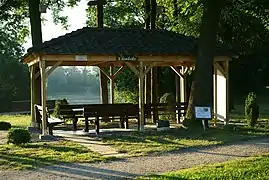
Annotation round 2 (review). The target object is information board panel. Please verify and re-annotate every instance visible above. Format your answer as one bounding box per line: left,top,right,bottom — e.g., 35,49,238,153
195,106,212,119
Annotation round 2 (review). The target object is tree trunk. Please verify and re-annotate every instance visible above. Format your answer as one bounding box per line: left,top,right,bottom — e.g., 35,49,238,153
185,0,224,128
145,0,151,105
97,4,109,105
28,0,42,126
150,0,158,123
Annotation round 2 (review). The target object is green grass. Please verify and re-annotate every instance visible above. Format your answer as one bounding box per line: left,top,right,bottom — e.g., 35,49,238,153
102,126,269,156
0,140,115,170
0,115,31,128
141,153,269,179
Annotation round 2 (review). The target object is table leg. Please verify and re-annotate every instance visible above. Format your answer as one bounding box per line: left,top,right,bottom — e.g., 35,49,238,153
84,117,89,132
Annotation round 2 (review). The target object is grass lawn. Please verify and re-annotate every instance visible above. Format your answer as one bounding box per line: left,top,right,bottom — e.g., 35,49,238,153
0,115,114,170
0,115,31,128
0,140,115,170
141,153,269,179
102,125,269,156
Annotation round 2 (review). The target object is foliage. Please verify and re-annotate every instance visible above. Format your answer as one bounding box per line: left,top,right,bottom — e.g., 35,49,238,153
142,153,269,180
115,89,138,104
245,92,259,127
159,92,176,121
52,98,68,118
0,122,11,130
0,140,115,170
7,128,31,145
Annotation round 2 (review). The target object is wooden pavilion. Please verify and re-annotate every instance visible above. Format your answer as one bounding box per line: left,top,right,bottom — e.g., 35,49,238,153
22,27,235,136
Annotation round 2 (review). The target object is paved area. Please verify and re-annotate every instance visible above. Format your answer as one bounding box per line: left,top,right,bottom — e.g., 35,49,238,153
0,137,268,180
54,130,127,157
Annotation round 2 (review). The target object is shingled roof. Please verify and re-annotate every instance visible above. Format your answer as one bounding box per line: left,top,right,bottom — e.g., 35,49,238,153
25,27,233,57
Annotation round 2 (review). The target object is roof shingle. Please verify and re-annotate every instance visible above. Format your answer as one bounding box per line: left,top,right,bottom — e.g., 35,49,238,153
25,27,234,57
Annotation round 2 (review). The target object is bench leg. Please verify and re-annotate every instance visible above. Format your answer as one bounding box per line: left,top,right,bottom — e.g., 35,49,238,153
95,117,100,134
125,117,129,129
48,126,53,135
73,118,78,131
120,117,124,128
84,117,89,132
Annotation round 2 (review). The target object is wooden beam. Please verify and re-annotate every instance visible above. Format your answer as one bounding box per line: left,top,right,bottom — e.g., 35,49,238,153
180,66,187,103
39,60,48,135
225,60,230,125
110,65,114,104
125,62,140,76
170,66,183,78
112,65,124,78
41,54,117,62
213,64,217,127
46,61,63,77
144,62,156,75
214,62,226,77
99,66,112,80
30,65,37,127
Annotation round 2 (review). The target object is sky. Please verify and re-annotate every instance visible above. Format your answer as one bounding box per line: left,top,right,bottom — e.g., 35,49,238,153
24,1,88,50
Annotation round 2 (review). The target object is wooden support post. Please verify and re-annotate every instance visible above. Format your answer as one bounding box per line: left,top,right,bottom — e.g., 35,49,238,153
180,67,187,103
30,65,37,127
39,60,47,135
175,70,180,123
180,67,187,121
139,61,145,131
225,60,230,125
46,61,62,77
110,65,114,104
213,64,217,127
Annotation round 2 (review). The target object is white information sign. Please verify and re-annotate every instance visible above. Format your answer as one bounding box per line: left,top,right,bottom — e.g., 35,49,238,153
195,106,212,119
75,55,88,61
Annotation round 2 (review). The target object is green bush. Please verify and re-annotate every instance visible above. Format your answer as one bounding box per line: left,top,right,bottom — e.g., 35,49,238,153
0,121,11,130
7,128,31,145
53,98,68,118
115,89,138,104
159,92,176,121
245,92,259,127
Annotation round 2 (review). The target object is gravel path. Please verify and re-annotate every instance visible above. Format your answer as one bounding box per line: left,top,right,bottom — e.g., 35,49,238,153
0,137,268,180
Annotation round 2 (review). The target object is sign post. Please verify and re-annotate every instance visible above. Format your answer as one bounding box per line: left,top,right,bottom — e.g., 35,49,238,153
194,106,212,131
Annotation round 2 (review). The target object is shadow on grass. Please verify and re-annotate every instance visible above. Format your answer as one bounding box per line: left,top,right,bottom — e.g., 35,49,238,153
24,143,89,154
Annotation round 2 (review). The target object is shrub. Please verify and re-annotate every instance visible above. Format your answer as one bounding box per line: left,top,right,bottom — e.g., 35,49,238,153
245,92,259,127
115,89,138,104
0,121,11,130
159,93,176,121
53,98,68,118
7,128,31,145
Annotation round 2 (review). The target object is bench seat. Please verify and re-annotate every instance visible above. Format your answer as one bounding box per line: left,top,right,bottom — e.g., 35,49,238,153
35,105,64,135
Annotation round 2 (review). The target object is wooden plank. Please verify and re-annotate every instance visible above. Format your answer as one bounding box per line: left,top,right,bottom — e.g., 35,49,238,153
214,62,226,77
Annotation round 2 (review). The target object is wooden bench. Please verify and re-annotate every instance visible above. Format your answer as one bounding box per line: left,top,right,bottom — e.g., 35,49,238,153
83,103,138,134
35,105,64,135
145,102,188,122
58,104,85,130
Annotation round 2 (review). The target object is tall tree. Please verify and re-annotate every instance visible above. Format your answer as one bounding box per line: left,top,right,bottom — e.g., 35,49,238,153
185,0,224,128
